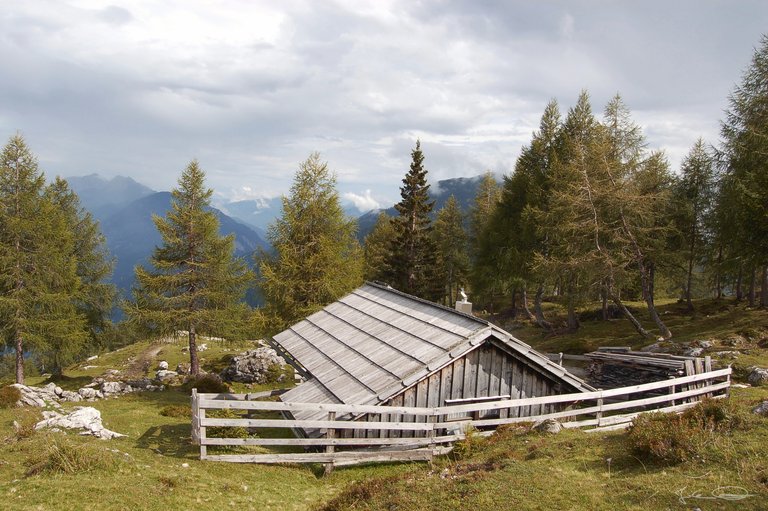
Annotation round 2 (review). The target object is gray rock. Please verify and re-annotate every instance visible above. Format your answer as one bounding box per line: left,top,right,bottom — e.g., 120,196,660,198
220,347,287,384
158,360,169,370
197,343,208,352
684,347,705,357
100,381,127,394
35,407,126,439
10,384,47,407
532,418,562,434
60,390,82,402
752,401,768,416
747,367,768,386
175,363,190,375
78,387,98,399
124,378,152,390
697,340,714,349
155,370,179,381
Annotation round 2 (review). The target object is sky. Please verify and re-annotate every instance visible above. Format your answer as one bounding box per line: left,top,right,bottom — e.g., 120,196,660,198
1,1,767,212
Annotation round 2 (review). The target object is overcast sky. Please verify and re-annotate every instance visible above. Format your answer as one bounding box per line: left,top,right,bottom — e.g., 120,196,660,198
2,1,767,211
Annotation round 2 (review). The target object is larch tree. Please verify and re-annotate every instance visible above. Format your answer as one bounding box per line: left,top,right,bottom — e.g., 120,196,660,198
129,160,252,375
0,135,86,383
674,139,716,311
718,34,768,307
433,195,470,305
468,171,502,311
384,141,440,300
363,212,395,282
45,177,116,350
258,153,363,331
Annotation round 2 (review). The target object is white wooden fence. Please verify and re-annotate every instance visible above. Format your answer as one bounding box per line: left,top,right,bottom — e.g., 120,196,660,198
190,367,731,468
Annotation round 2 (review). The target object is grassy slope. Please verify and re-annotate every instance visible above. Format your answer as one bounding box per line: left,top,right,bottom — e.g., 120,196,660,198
1,300,767,511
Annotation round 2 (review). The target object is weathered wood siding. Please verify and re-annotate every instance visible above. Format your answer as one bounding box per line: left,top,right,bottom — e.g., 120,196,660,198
345,338,570,438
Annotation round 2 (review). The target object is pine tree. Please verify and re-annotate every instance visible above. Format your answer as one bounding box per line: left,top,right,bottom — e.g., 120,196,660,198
45,177,116,349
674,139,716,310
363,212,395,282
258,153,363,331
433,195,470,305
468,171,502,309
0,135,86,383
129,160,252,375
385,140,440,300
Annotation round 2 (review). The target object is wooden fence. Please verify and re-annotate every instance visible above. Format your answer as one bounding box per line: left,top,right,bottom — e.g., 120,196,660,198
191,367,731,468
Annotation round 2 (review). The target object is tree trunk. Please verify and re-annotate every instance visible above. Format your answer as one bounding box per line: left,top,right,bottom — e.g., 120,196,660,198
736,265,743,301
534,283,552,330
715,245,723,300
641,262,671,339
510,287,517,315
189,325,200,376
15,333,24,384
521,287,535,321
685,247,695,312
600,285,609,321
566,277,579,332
611,293,652,338
761,266,768,308
749,267,756,307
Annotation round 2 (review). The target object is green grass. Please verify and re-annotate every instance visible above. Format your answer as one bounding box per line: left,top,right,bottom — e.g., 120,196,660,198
1,299,767,510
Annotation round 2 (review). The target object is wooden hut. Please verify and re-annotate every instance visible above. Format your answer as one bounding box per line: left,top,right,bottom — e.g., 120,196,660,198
272,283,593,438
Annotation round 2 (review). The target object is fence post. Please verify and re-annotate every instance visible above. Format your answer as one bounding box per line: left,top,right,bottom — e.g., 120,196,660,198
191,388,200,446
726,364,732,398
558,352,564,367
668,376,676,407
595,390,603,428
428,410,437,459
324,411,336,476
199,406,207,460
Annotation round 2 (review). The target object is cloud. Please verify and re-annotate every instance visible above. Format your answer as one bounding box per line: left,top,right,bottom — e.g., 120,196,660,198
343,189,381,212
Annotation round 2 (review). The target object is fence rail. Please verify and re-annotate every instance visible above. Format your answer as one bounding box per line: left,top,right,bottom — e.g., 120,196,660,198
191,367,731,469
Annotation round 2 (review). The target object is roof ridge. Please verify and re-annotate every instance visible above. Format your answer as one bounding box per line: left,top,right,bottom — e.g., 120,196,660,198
364,281,490,327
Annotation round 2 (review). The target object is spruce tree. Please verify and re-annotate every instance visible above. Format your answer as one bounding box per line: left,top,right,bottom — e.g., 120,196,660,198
0,135,86,383
363,212,395,282
385,140,440,300
433,195,470,305
468,171,501,309
45,177,116,350
129,160,252,375
258,153,363,331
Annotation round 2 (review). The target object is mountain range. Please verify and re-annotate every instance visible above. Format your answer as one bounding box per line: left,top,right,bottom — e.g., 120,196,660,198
66,173,498,303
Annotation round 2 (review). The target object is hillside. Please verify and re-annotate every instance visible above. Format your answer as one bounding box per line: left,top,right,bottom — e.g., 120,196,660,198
1,298,766,510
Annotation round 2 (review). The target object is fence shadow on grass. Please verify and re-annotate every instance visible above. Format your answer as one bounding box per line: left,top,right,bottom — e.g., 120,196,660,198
137,423,198,459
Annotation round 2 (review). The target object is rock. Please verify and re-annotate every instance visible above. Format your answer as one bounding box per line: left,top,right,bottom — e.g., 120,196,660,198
155,370,179,381
197,344,208,352
105,369,122,377
158,361,169,370
86,355,99,361
125,378,152,390
684,347,705,357
713,350,740,358
100,381,128,395
60,390,82,402
747,367,768,386
532,418,562,434
696,340,714,349
78,387,98,399
220,347,287,384
10,384,47,407
175,363,190,375
35,407,126,439
753,401,768,416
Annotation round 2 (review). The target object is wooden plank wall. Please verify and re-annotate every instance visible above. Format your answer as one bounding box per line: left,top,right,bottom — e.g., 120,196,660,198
348,343,564,438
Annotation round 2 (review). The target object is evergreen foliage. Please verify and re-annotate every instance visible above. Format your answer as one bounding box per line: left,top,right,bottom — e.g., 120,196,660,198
433,195,470,305
384,141,440,300
363,212,395,282
258,153,363,332
128,160,252,375
0,135,86,382
468,171,502,309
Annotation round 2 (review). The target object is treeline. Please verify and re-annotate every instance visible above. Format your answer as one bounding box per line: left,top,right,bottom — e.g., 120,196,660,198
3,36,767,384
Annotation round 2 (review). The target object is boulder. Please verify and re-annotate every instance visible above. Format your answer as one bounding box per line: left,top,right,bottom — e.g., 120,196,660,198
220,347,287,384
100,381,129,395
155,370,179,382
197,344,208,352
59,390,82,402
753,401,768,416
747,367,768,386
532,418,562,434
35,407,126,439
10,384,48,407
78,387,98,399
684,347,705,357
158,360,169,370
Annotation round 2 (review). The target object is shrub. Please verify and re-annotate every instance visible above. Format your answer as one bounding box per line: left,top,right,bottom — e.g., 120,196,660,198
160,405,191,418
682,397,747,432
0,385,21,408
25,436,118,476
9,408,41,441
180,373,230,394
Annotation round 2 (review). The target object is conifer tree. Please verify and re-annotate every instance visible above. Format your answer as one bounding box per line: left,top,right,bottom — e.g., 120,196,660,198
385,141,440,300
363,212,395,282
674,139,716,310
433,195,470,305
129,160,252,375
45,177,116,349
258,153,363,331
468,171,502,309
0,135,86,383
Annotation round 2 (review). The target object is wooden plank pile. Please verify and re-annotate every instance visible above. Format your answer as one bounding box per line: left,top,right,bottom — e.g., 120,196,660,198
585,347,712,389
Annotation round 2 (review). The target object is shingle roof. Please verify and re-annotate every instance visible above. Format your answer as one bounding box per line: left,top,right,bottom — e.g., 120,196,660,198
274,282,592,414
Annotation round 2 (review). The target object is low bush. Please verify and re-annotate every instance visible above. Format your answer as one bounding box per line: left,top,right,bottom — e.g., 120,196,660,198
25,436,118,476
627,398,749,464
180,373,230,394
9,408,41,442
206,408,250,439
0,385,21,408
160,405,191,418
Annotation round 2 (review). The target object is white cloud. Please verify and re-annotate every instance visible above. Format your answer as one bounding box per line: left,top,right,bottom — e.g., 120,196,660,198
343,189,380,212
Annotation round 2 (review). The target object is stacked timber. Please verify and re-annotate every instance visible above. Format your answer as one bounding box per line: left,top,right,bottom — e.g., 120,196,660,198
585,347,710,389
